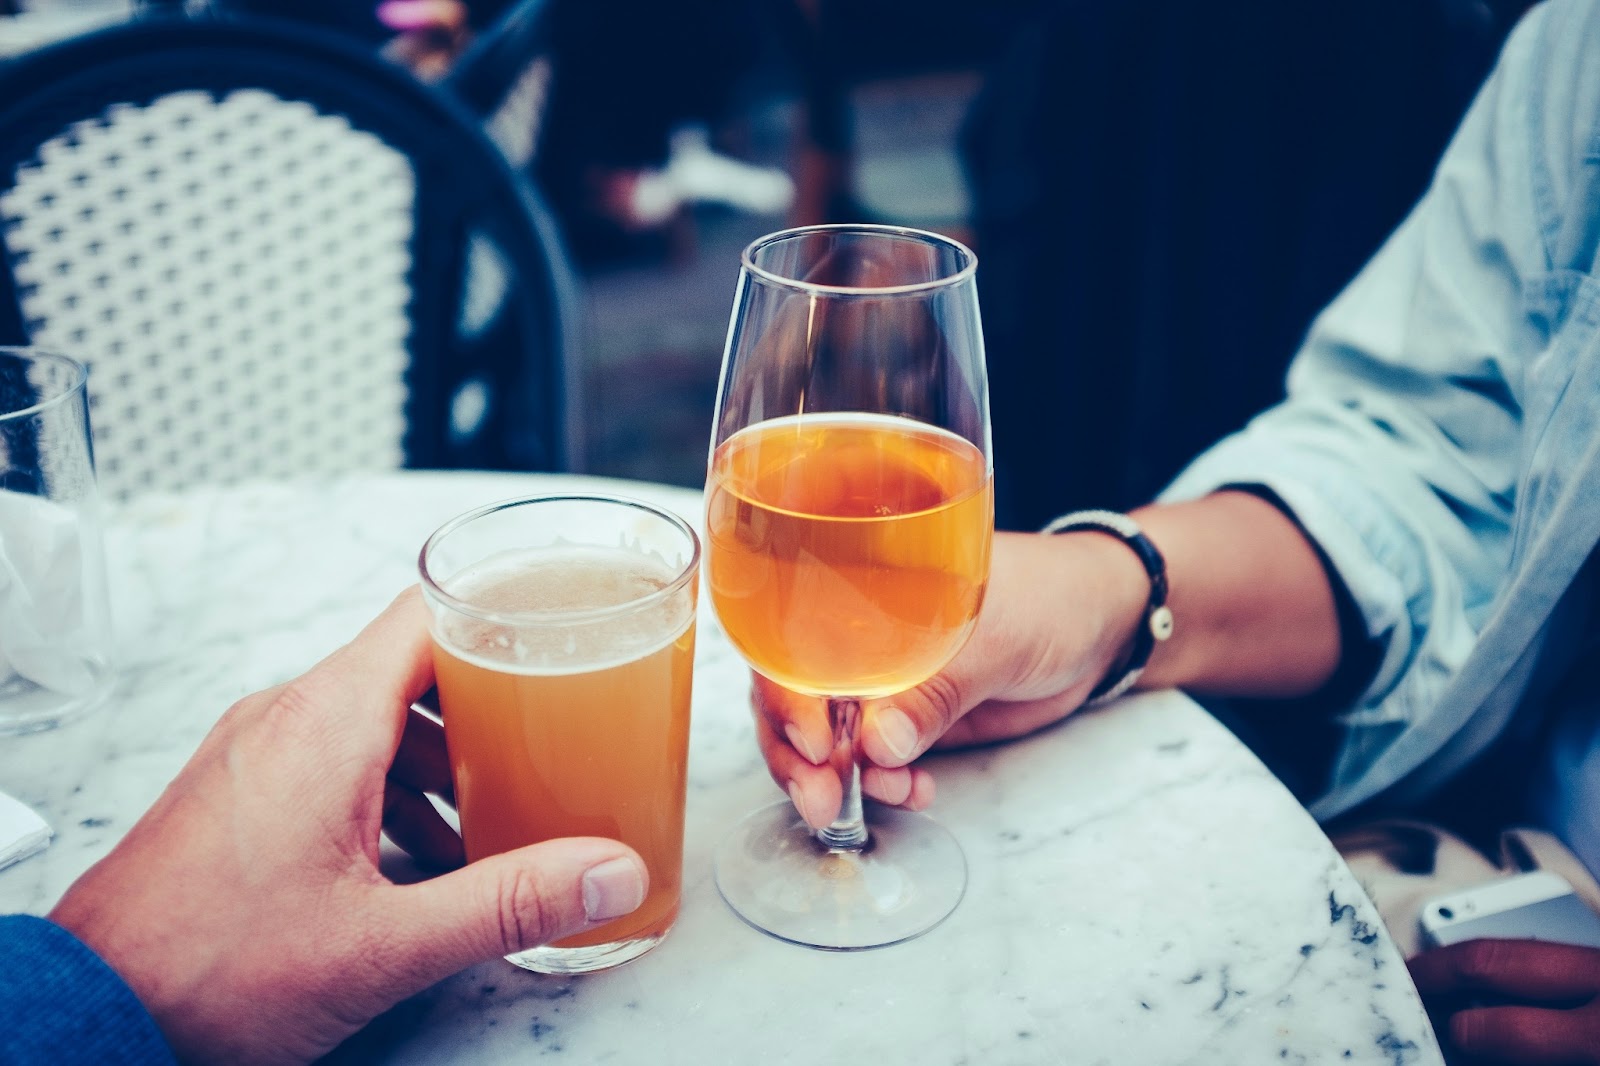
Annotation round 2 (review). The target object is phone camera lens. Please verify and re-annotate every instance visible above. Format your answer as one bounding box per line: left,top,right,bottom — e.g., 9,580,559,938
1437,906,1454,920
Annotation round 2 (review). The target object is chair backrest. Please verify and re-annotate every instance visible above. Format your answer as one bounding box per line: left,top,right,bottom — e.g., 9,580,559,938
0,10,579,500
443,0,555,171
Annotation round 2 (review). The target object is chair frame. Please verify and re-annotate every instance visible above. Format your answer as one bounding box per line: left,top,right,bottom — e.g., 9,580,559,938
0,8,581,474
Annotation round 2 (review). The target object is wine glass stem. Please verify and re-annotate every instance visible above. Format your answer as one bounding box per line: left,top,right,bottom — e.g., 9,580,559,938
817,697,867,850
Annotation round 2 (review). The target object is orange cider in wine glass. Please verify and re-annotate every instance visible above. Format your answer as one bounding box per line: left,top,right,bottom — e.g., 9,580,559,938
706,413,992,698
707,225,988,949
429,545,696,958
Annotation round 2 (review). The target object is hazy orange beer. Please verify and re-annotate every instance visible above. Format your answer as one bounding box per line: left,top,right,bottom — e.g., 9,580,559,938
706,412,991,698
419,495,700,974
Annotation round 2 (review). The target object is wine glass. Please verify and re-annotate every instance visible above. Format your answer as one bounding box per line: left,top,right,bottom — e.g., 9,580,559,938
705,224,992,949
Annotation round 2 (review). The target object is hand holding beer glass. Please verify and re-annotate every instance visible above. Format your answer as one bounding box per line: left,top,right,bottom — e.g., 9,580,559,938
420,495,699,973
706,225,993,949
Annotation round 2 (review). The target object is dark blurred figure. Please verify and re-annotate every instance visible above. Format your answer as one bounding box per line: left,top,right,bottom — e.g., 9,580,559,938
537,0,1029,259
535,0,793,259
783,0,1037,226
965,0,1539,532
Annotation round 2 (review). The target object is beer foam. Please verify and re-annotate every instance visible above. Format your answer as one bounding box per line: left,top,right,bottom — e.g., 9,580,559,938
452,546,676,612
436,546,694,674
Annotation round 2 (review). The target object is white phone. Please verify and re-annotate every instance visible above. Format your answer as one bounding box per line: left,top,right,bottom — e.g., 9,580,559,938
1420,870,1600,949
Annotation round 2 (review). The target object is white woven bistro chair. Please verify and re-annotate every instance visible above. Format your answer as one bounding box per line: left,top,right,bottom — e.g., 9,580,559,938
0,10,579,500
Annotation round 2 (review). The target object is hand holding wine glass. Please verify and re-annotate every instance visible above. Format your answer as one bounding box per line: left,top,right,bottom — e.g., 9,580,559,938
705,225,994,949
751,528,1155,828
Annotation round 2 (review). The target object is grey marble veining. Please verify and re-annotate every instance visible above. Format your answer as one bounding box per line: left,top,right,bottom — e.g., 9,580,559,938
0,472,1442,1064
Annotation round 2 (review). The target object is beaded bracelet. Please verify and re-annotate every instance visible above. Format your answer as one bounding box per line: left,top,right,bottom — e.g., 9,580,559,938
1043,509,1174,705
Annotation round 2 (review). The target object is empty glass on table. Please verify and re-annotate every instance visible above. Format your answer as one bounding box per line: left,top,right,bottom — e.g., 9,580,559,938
0,347,113,735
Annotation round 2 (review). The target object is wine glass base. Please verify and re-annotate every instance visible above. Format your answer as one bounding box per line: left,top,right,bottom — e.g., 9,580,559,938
714,801,967,950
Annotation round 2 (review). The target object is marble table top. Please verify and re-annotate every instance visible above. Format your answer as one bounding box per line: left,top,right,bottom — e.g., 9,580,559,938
0,471,1442,1064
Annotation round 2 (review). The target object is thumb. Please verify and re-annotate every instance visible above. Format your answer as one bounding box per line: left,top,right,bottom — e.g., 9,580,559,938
857,538,1044,769
861,671,972,769
859,531,1119,768
381,838,648,988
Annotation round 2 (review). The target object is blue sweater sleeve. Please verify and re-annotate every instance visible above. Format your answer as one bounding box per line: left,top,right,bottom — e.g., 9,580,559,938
0,914,175,1065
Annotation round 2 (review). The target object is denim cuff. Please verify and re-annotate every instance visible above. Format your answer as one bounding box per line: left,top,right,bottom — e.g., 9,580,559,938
0,914,175,1066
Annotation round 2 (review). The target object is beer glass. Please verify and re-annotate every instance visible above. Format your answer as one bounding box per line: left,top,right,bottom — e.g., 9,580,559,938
0,347,113,734
419,495,700,973
706,225,992,948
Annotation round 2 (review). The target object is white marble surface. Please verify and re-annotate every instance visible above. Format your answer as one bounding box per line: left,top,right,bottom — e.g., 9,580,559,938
0,471,1442,1064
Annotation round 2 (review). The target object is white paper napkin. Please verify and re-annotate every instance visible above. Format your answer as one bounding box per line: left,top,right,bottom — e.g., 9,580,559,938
0,490,102,696
0,789,50,872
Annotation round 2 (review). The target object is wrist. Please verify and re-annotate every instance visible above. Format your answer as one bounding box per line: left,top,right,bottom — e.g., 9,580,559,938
1037,527,1146,688
1044,510,1173,704
982,532,1136,697
50,862,210,1059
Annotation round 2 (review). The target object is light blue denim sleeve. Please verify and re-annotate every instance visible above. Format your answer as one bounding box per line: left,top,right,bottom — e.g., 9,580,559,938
1161,1,1600,801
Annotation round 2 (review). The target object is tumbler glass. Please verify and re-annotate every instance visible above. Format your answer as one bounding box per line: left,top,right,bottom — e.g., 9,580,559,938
419,494,700,973
0,347,113,735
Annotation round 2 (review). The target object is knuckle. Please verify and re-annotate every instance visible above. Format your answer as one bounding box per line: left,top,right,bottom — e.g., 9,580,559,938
218,692,260,724
494,866,555,954
749,676,773,719
1455,938,1511,983
1454,1006,1539,1054
265,676,330,730
257,674,358,759
206,693,270,747
918,672,966,734
751,674,800,726
1449,1010,1486,1050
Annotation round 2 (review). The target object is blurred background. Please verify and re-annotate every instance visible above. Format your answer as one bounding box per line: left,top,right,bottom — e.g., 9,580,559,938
0,0,1538,521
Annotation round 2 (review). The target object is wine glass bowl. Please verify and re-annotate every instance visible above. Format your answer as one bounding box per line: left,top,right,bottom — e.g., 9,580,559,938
706,225,992,949
706,413,990,700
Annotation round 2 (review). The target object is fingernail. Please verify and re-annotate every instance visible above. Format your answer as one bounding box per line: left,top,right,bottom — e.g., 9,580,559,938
787,781,820,830
876,707,918,763
582,857,646,922
786,722,823,764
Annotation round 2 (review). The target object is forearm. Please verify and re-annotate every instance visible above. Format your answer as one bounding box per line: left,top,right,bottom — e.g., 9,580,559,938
1127,490,1342,699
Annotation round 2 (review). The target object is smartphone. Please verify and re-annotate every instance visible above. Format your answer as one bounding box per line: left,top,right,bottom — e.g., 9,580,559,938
1421,870,1600,949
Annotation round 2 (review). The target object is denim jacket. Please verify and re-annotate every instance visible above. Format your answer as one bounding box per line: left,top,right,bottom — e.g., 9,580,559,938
1164,0,1600,821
